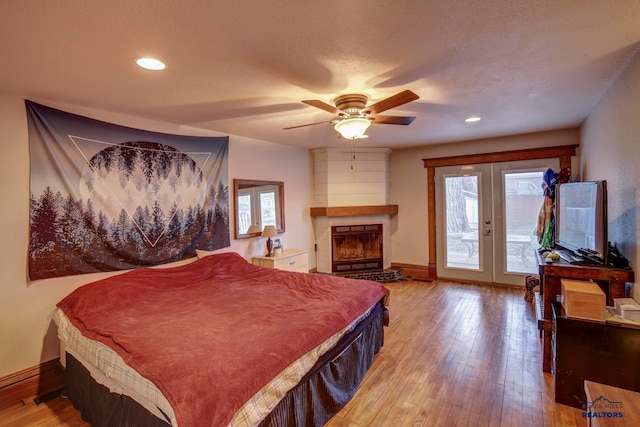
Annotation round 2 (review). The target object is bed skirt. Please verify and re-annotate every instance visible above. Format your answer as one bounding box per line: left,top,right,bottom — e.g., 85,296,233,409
65,302,384,427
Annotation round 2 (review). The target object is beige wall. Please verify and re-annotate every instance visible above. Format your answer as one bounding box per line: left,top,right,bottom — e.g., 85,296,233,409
0,92,313,377
388,128,581,267
581,50,640,294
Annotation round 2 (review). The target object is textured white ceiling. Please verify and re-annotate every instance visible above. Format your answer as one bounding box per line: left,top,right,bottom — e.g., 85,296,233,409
1,1,639,149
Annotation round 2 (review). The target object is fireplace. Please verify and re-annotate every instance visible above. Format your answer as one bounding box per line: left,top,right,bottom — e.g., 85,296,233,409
331,224,383,273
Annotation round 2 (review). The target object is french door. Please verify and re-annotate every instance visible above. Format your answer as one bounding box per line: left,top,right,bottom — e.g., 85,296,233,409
435,158,559,285
236,186,278,234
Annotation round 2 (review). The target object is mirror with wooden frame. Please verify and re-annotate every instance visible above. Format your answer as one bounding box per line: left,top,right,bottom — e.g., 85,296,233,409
233,179,285,239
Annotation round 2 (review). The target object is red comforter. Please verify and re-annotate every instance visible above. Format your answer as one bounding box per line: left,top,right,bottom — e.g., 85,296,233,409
57,252,389,426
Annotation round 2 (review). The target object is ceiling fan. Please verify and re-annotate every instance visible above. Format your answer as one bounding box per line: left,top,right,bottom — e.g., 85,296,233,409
283,90,419,139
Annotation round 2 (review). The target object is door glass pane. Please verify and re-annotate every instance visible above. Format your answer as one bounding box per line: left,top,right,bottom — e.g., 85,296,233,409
237,194,252,234
504,171,543,273
444,175,479,270
259,191,276,228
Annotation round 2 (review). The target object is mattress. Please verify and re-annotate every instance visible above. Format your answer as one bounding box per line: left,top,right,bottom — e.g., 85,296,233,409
54,303,376,426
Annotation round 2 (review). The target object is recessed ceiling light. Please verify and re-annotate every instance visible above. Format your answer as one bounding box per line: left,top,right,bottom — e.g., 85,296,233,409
465,116,482,123
136,57,166,71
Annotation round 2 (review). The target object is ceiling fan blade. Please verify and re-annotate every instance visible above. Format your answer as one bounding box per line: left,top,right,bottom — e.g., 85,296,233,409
283,120,333,130
302,99,344,115
364,90,419,115
371,115,416,125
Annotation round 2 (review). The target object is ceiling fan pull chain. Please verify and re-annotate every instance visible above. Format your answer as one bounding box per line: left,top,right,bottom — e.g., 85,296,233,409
350,142,355,170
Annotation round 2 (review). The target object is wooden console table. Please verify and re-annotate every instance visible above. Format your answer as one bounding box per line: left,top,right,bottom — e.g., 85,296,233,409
535,251,634,373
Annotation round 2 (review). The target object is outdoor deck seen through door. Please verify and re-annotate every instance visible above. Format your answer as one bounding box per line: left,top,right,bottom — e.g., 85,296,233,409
435,159,558,285
436,164,493,283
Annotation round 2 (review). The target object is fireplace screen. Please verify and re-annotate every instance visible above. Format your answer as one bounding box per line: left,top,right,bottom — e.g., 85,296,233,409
331,224,383,272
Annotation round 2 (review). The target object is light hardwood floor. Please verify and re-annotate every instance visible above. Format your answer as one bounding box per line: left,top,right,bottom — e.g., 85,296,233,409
0,280,585,426
326,280,583,426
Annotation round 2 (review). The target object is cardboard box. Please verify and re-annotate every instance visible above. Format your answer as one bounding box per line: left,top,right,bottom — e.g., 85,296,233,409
561,279,606,321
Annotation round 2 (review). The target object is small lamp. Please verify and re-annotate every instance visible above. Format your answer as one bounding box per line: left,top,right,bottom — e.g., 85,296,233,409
246,224,261,235
261,225,278,257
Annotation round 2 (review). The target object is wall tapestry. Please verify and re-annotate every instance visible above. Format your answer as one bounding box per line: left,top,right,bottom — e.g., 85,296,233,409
27,101,230,280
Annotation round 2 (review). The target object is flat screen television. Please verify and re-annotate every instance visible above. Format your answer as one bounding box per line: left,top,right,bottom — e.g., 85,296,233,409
555,180,607,264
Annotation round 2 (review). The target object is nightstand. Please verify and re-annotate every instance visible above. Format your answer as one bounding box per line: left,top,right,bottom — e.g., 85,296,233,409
252,249,309,273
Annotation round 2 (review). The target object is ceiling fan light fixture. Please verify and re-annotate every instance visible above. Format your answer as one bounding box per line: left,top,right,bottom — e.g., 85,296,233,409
334,117,371,139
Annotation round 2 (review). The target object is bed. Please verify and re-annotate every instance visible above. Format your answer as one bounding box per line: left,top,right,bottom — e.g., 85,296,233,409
54,251,389,426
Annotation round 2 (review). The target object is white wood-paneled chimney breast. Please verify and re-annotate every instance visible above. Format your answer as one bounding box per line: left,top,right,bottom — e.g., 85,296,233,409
311,148,395,274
